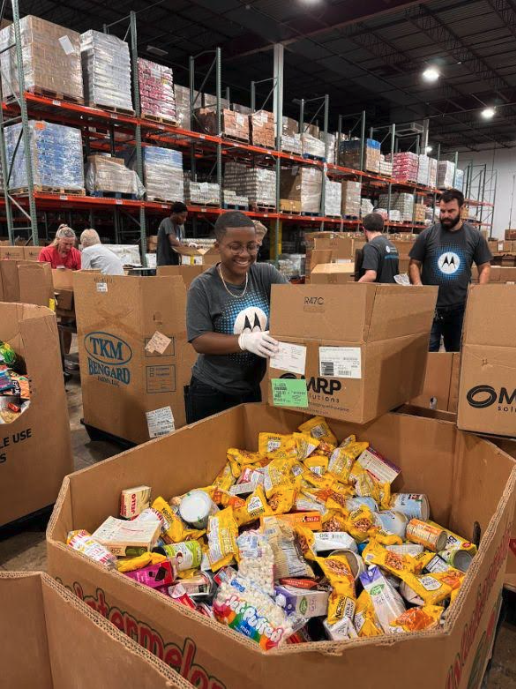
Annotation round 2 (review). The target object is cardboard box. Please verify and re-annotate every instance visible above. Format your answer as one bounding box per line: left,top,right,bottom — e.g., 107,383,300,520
409,352,460,413
0,303,72,526
173,245,218,266
268,284,438,423
47,404,516,689
74,272,195,444
52,268,75,314
18,261,54,307
157,265,204,290
310,263,355,284
0,260,21,301
505,229,516,241
22,246,43,261
0,572,189,689
0,246,25,260
458,284,516,437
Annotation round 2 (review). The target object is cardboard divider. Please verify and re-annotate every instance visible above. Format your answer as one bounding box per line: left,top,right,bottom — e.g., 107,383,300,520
18,261,54,307
157,264,205,289
47,404,516,689
0,572,190,688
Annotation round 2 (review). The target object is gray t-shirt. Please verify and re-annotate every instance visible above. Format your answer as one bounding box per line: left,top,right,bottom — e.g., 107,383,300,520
81,244,125,275
360,235,399,283
187,263,288,395
157,217,185,266
409,222,492,308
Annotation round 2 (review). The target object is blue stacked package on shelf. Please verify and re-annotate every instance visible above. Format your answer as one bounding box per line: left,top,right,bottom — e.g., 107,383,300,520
5,120,84,191
123,145,184,203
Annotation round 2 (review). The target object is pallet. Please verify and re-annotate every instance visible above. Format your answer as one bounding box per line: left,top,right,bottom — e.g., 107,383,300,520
250,204,276,213
11,185,86,196
302,152,326,162
146,196,176,204
280,209,301,215
141,113,178,126
223,203,248,210
6,87,85,106
223,134,250,144
90,102,136,116
342,215,360,220
91,191,137,199
301,211,321,216
188,201,220,207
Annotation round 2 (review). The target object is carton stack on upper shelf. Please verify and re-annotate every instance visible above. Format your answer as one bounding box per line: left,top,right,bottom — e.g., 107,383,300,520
455,168,464,192
379,192,414,222
196,107,250,142
414,202,426,224
174,85,199,129
140,147,184,203
301,133,326,159
138,58,177,123
417,154,430,186
225,162,276,208
324,179,342,217
0,16,83,102
250,111,275,149
281,117,302,155
428,158,438,188
5,121,84,193
184,179,220,206
379,154,393,177
437,161,456,189
280,167,322,214
341,180,361,217
339,139,381,173
85,155,144,197
319,132,336,164
81,30,133,112
390,152,419,183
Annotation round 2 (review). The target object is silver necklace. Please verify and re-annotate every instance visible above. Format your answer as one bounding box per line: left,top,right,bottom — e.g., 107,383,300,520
218,264,249,298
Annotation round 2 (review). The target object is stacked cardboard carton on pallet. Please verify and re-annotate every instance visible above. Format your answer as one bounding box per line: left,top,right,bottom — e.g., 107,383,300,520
0,16,83,102
301,132,326,159
174,84,200,129
250,110,275,149
196,107,250,141
324,179,342,217
140,147,184,203
280,167,322,214
81,30,133,112
184,180,220,205
378,192,414,222
339,139,381,173
138,58,176,123
390,152,419,184
341,180,361,217
225,162,276,208
437,161,456,189
85,156,144,197
281,117,302,154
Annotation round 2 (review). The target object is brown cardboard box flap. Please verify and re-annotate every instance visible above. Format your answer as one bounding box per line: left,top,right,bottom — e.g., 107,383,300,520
157,264,204,289
462,285,516,346
18,262,54,306
173,245,217,257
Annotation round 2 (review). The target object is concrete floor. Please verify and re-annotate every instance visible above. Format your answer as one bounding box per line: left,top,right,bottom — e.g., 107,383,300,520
0,374,514,686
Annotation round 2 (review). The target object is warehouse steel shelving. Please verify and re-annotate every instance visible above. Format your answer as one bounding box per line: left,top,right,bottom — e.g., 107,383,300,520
0,1,496,260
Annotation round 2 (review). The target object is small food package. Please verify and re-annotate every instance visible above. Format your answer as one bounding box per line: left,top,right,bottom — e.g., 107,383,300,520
316,554,356,625
298,416,337,445
354,590,383,638
91,515,161,557
237,530,275,595
207,506,239,571
359,565,406,634
66,530,117,569
125,560,176,589
262,516,315,579
390,605,444,633
258,433,298,460
120,485,152,519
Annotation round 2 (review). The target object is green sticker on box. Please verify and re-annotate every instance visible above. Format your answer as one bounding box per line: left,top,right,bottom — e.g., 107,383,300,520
271,378,309,408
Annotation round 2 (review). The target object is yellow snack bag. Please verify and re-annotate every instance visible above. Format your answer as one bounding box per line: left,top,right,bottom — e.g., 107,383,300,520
328,441,369,484
227,448,261,465
301,469,335,491
355,591,383,638
295,525,316,561
298,416,337,445
263,458,295,497
399,572,453,605
316,554,355,595
290,460,305,479
258,433,297,460
325,484,354,512
390,605,444,632
345,505,378,543
364,540,425,577
304,455,329,476
207,507,239,571
314,441,337,458
327,590,357,626
117,552,167,573
349,464,378,498
213,463,235,492
268,485,297,515
433,568,465,593
233,486,271,527
378,482,391,510
209,487,246,510
322,509,348,532
152,496,186,544
293,432,319,460
375,531,403,547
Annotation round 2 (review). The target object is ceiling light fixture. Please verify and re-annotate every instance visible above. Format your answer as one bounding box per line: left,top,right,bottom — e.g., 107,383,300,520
422,66,440,82
481,107,496,119
426,145,433,153
146,45,168,57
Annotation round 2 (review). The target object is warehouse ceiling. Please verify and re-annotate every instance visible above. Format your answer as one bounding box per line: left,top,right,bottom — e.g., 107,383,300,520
11,0,516,152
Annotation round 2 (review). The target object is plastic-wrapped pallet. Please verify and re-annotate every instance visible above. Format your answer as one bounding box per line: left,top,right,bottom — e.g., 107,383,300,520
414,202,426,224
280,167,322,214
175,85,196,129
195,107,249,141
5,120,84,192
184,179,220,205
81,30,133,112
250,111,275,149
428,158,438,189
417,155,430,186
341,180,361,217
225,162,276,207
281,117,302,154
233,103,253,115
339,139,381,173
142,147,184,203
203,94,231,109
379,154,393,178
0,16,83,102
86,156,144,197
455,168,464,192
437,160,456,189
138,59,176,122
361,198,374,217
302,133,326,159
319,132,336,165
324,179,342,217
390,152,419,183
379,192,414,222
223,189,249,208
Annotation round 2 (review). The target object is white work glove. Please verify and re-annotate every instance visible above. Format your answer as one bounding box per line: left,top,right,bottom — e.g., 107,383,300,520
238,330,279,358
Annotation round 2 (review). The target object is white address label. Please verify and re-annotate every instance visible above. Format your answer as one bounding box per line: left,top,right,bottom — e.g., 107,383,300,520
146,406,175,439
270,342,307,375
96,282,108,293
319,346,362,379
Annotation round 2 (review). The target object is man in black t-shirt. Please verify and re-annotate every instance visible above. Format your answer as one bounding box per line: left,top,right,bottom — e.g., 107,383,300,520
156,201,188,266
358,213,399,283
409,189,492,352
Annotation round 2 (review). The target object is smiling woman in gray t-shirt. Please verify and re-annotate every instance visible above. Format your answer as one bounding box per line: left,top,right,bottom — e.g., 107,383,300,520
186,211,287,423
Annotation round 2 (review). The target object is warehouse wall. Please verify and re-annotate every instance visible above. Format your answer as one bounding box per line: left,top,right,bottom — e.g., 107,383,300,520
462,147,516,239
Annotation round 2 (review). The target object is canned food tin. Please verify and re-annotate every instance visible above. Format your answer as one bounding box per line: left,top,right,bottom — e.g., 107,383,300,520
374,510,409,539
155,540,202,571
330,549,365,580
390,493,430,521
406,519,447,552
313,532,358,554
179,490,217,529
441,547,474,572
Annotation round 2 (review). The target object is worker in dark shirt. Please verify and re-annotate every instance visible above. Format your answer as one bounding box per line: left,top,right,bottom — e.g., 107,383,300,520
409,189,492,352
358,213,399,283
156,201,188,266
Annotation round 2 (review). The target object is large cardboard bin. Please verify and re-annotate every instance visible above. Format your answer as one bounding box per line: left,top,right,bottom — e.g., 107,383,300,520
458,285,516,437
0,303,72,526
74,272,196,444
0,571,190,689
268,283,438,423
47,405,516,689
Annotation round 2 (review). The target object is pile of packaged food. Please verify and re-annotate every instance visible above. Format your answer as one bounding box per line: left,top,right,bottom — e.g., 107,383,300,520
67,416,476,650
0,342,30,424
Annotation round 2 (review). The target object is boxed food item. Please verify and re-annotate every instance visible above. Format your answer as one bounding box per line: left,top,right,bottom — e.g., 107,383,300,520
0,303,72,526
414,202,426,224
268,283,437,423
73,272,195,444
138,58,177,122
0,572,189,688
437,161,456,190
324,179,342,217
174,85,199,130
47,404,516,689
81,30,133,112
341,180,361,217
203,93,231,110
184,180,220,206
0,16,83,101
250,110,275,149
379,154,393,178
196,108,249,141
5,121,84,192
86,155,144,197
280,167,322,214
223,189,249,208
458,284,516,437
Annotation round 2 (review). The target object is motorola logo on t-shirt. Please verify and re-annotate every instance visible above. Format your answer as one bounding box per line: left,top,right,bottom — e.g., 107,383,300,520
233,306,267,334
438,251,461,275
